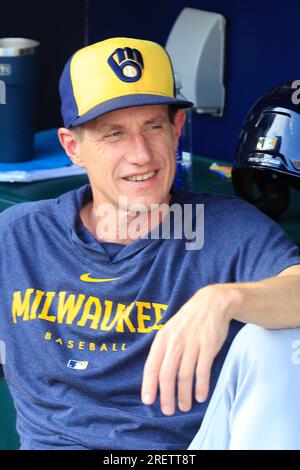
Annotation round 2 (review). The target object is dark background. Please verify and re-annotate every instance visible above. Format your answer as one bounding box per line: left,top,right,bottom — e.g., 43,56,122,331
1,0,87,130
2,0,300,161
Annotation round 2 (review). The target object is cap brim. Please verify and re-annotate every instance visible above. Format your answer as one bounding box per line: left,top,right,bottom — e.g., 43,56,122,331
69,94,193,127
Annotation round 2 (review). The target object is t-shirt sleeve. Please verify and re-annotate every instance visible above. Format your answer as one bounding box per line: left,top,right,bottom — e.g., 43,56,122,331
232,199,300,282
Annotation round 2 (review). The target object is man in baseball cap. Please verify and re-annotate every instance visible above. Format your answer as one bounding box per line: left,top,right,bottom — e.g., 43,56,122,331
1,37,300,451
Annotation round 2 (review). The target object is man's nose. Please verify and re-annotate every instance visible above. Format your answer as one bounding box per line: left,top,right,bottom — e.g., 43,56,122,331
126,134,153,165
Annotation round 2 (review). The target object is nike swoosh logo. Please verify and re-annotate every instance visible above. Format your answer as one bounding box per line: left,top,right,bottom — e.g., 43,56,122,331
80,273,121,283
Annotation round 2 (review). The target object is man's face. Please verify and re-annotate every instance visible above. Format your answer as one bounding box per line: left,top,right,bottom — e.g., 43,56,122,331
73,104,185,211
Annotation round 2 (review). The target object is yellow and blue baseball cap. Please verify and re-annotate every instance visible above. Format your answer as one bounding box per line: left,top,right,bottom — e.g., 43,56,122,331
59,37,193,128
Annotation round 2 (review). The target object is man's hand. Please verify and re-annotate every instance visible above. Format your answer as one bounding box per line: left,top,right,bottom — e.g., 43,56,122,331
141,284,239,416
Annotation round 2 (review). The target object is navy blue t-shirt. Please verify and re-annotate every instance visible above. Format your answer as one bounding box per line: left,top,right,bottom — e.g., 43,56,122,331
0,184,299,450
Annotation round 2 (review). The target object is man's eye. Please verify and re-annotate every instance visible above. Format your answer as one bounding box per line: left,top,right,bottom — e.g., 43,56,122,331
104,131,124,140
149,124,163,131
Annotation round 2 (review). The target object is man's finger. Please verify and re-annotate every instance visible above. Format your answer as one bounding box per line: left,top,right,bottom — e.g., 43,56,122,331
141,332,166,405
157,342,183,415
195,348,215,403
177,345,200,412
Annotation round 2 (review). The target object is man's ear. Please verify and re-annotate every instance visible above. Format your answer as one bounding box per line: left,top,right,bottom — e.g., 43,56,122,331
173,109,186,146
57,128,86,168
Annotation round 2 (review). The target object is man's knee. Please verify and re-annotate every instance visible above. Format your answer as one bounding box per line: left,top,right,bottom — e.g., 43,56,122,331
229,323,300,375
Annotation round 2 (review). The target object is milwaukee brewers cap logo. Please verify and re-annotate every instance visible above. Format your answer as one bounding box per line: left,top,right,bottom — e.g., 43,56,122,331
107,47,144,83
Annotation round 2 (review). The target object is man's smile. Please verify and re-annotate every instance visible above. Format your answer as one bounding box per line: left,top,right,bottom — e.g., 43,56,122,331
124,170,157,181
121,169,159,185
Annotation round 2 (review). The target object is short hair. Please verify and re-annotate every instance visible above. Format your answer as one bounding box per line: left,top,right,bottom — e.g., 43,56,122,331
70,104,180,140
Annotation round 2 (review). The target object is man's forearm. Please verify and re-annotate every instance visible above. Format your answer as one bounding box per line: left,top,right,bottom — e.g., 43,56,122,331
224,274,300,329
